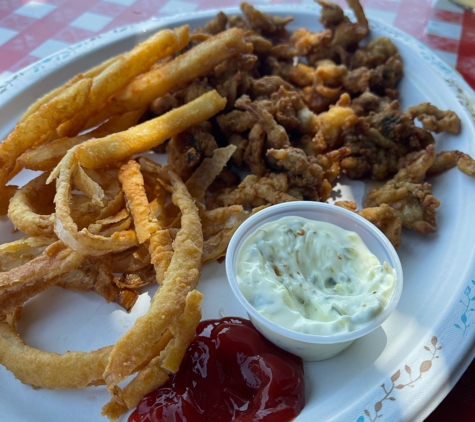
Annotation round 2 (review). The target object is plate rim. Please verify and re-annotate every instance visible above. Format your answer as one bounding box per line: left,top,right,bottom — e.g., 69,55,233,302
1,5,475,422
1,4,474,104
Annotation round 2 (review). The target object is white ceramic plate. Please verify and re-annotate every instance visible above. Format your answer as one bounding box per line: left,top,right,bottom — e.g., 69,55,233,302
1,5,475,422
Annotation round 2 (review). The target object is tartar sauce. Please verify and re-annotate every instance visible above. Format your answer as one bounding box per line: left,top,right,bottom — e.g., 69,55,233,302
236,216,397,335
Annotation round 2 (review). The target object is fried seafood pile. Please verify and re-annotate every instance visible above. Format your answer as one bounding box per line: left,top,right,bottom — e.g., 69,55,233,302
155,1,474,248
0,1,474,421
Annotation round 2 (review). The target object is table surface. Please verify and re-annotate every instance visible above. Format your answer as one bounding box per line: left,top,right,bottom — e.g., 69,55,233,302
0,0,474,421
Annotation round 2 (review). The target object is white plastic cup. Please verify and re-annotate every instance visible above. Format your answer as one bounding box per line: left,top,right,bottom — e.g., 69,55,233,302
225,201,403,361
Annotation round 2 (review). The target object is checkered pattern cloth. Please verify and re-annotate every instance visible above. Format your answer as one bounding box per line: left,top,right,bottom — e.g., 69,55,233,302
0,0,474,88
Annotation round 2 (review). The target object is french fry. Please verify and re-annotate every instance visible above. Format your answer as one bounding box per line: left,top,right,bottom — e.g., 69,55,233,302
85,28,250,126
0,78,92,194
104,361,168,418
76,90,227,169
17,55,119,124
119,160,160,244
159,289,203,373
18,109,145,172
102,289,203,420
57,26,190,137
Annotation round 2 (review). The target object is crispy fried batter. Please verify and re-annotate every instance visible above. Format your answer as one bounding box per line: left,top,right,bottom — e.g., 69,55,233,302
1,2,474,420
56,255,138,312
0,320,111,389
364,146,440,233
103,169,203,394
0,241,85,314
335,201,402,249
406,102,461,134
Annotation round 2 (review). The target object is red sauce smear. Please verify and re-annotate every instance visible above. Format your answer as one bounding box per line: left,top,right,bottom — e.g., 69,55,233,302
128,317,305,422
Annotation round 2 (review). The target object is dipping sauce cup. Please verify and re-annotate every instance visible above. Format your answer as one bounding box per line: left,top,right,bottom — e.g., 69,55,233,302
225,201,403,361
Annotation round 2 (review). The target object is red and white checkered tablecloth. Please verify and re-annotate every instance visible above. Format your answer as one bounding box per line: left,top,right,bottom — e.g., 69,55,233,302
0,0,474,89
0,0,474,421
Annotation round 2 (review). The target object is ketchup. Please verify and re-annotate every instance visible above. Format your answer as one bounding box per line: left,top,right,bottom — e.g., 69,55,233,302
128,317,305,422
